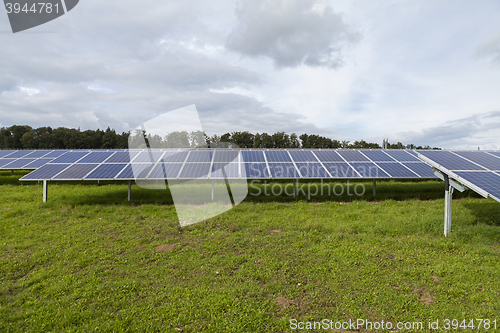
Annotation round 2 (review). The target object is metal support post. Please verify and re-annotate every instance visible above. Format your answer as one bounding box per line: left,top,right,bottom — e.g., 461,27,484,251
11,170,14,175
293,179,296,198
211,180,214,201
128,181,132,202
373,179,376,197
443,174,453,237
43,180,48,202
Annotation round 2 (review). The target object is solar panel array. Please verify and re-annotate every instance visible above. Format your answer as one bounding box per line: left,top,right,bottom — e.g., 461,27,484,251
19,149,435,181
418,150,500,202
0,150,81,170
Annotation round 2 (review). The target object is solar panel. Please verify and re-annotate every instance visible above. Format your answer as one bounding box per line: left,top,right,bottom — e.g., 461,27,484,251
360,150,395,162
268,163,299,178
453,151,500,171
116,164,155,179
179,163,211,178
377,162,419,178
0,151,15,158
24,150,51,158
186,150,213,163
323,163,360,178
383,150,420,162
22,158,54,169
0,159,15,167
313,150,344,162
454,171,500,201
51,151,90,163
288,150,319,162
241,150,265,162
5,150,33,158
265,150,292,162
78,151,114,163
349,162,390,178
85,164,128,179
418,150,485,170
295,163,329,178
3,158,36,169
20,163,71,180
337,150,370,162
487,151,500,159
402,162,436,178
211,163,239,178
161,150,189,163
133,150,165,163
242,163,269,178
105,151,138,163
148,163,183,179
213,150,240,163
40,150,69,158
53,164,99,180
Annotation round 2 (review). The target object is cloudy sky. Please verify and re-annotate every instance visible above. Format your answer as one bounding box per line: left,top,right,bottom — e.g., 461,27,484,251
1,0,500,149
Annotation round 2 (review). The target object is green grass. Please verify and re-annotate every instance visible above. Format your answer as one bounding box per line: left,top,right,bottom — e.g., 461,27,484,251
1,170,500,332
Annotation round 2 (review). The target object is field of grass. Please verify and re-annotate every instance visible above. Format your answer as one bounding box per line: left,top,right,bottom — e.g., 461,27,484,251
1,170,500,332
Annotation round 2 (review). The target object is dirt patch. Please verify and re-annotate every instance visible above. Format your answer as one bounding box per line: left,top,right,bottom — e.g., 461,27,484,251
155,244,177,252
270,229,282,233
420,295,434,305
276,296,296,309
430,275,440,282
254,259,266,264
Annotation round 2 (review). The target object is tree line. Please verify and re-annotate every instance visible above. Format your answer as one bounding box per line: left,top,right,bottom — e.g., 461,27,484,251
0,125,439,150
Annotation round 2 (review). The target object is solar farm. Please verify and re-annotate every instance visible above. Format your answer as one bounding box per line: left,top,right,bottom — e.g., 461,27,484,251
1,148,500,331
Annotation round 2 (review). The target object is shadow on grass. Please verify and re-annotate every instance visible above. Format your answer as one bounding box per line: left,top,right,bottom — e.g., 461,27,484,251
463,201,500,227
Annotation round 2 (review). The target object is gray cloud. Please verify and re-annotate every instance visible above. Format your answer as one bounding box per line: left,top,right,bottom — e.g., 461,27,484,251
395,111,500,149
475,33,500,66
226,0,358,68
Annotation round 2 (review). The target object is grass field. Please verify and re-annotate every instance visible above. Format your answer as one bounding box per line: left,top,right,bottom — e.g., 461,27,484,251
1,170,500,332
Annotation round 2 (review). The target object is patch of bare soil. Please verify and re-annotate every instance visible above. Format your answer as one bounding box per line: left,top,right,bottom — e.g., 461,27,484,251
155,244,177,252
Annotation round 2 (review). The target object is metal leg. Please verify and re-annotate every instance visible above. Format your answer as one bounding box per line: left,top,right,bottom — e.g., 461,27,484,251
43,180,48,202
293,179,296,198
443,175,453,237
11,170,14,175
373,179,376,197
211,181,214,201
128,181,131,202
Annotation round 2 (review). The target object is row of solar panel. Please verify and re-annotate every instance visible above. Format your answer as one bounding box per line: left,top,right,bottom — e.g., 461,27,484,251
20,158,437,181
418,150,500,202
2,148,426,170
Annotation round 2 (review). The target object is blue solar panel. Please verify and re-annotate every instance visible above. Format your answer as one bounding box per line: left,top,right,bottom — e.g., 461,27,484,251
241,150,265,162
419,150,485,171
288,150,319,162
265,150,292,162
313,150,344,162
454,171,500,200
3,159,36,169
51,151,90,163
116,164,155,179
349,163,390,178
453,151,500,171
41,150,69,158
377,162,418,178
213,150,240,163
323,163,359,178
268,163,299,178
0,151,15,158
360,150,395,162
105,151,138,163
211,163,239,178
78,151,114,163
22,158,53,169
85,164,128,179
295,163,329,178
24,150,51,158
402,162,435,178
337,150,370,162
0,159,15,167
20,164,71,180
384,150,421,162
148,163,183,179
179,163,211,178
5,151,33,158
53,164,99,180
242,163,269,178
161,150,189,163
487,151,500,159
186,150,213,163
133,151,165,163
